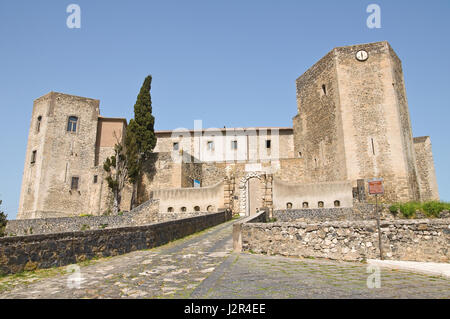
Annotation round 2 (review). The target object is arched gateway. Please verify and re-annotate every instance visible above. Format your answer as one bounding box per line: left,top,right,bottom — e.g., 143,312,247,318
239,172,273,216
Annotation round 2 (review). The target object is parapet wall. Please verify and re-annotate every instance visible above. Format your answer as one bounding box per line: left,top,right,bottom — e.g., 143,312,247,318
239,218,450,263
5,199,160,236
273,207,370,222
153,181,224,213
0,210,232,275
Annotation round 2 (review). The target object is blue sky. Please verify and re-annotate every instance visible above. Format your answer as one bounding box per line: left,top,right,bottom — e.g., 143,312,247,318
0,1,449,219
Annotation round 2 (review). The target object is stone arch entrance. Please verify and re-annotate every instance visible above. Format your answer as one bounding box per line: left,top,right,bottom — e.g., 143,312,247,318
239,172,273,216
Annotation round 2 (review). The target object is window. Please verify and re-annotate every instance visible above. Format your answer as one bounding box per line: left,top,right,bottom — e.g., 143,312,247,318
231,140,238,150
207,141,214,151
371,138,375,155
167,207,174,212
322,84,327,95
67,116,78,132
194,206,200,212
302,202,309,208
36,116,42,133
266,140,271,149
31,150,37,164
93,175,98,184
298,152,302,158
286,202,293,210
318,201,324,208
71,177,79,190
334,200,341,207
180,207,187,212
173,142,179,151
207,205,214,212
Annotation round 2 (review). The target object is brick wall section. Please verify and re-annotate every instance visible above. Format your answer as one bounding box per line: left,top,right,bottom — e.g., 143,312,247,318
240,219,450,263
0,210,232,275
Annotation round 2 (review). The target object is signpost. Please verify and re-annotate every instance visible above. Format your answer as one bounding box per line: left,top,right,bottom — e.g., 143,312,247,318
368,178,384,260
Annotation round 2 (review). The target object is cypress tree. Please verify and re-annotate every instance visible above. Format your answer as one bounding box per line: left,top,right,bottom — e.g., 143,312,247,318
126,75,157,209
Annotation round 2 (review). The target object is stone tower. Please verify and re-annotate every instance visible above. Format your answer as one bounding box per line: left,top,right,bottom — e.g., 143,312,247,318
293,41,438,202
17,92,126,219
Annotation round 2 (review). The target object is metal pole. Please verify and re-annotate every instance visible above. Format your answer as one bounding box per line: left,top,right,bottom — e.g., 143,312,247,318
375,194,384,260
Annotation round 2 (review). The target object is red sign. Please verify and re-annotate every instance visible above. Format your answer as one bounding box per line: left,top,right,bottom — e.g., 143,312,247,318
368,179,384,195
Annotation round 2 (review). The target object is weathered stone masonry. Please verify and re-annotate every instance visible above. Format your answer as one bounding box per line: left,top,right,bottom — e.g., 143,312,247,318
239,217,450,263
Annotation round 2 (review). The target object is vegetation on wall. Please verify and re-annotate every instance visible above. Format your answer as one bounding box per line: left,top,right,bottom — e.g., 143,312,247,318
103,141,129,215
388,201,450,219
125,75,157,209
0,199,7,237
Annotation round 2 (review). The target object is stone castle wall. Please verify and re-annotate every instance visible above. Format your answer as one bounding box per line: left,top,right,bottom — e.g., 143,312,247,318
294,49,347,183
334,42,420,202
18,92,106,219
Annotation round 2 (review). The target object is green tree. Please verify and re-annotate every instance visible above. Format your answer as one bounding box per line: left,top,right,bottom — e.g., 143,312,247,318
0,199,7,237
103,137,129,214
126,75,157,209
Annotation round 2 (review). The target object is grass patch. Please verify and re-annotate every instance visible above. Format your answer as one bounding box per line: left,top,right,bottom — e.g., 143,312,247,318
389,201,450,219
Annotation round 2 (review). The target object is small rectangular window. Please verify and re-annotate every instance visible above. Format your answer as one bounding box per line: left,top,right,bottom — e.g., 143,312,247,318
93,175,98,184
67,116,78,132
173,142,179,151
36,116,42,133
231,140,238,150
71,177,79,190
31,150,37,164
207,141,214,151
266,140,271,149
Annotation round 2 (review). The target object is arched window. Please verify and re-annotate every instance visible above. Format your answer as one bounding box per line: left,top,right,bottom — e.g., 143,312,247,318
286,202,293,210
207,205,214,212
36,116,42,133
67,116,78,132
318,201,324,208
167,207,174,212
194,206,200,212
302,202,309,208
334,200,341,207
180,207,187,212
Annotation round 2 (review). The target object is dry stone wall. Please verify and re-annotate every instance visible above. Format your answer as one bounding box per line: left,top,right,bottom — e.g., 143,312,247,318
241,219,450,263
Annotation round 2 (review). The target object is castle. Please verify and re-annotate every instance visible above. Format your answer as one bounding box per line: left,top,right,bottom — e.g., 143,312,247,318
17,41,439,220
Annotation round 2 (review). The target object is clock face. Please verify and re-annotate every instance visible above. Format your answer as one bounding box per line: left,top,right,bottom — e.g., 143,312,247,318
356,50,368,61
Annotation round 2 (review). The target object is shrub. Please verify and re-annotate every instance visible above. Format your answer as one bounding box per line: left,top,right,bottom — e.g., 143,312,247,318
421,201,450,217
399,202,421,218
389,203,400,214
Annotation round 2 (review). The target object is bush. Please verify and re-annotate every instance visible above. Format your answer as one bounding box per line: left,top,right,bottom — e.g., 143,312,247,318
389,204,400,214
421,201,450,217
399,202,421,218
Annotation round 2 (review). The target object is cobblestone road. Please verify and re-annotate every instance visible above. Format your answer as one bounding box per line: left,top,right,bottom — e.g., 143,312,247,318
1,219,449,299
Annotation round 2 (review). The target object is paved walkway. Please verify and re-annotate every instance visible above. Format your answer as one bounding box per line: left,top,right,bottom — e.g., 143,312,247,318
0,219,449,299
368,259,450,278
